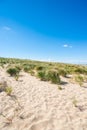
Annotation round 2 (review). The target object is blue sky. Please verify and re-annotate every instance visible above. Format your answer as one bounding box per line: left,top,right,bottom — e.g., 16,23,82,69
0,0,87,63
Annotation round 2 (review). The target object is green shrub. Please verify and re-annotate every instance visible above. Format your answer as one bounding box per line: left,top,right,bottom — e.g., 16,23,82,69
29,70,35,76
58,69,67,77
47,70,61,84
23,64,35,72
23,64,36,70
74,68,87,74
24,66,30,72
7,68,20,76
15,66,22,71
37,70,61,84
37,71,47,81
36,66,45,71
75,75,84,86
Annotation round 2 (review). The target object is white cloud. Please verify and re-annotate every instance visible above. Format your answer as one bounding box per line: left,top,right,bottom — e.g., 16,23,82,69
63,44,72,48
63,44,68,47
3,26,11,31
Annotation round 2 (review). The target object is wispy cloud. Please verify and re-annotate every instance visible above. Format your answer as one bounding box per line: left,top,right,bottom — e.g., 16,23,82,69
63,44,68,47
3,26,11,31
63,44,72,48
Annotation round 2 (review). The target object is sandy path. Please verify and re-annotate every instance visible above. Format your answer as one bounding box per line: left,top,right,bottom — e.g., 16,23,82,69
0,68,87,130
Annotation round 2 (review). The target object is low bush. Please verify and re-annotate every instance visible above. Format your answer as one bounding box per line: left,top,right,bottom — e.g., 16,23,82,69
24,66,30,72
36,66,45,71
37,71,47,81
47,70,61,84
23,64,36,72
29,70,35,76
15,66,22,71
37,70,61,84
23,64,36,70
75,75,84,86
74,68,87,74
7,68,20,76
58,69,67,77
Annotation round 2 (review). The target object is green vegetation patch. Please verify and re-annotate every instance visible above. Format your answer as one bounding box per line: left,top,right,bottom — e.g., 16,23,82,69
7,67,20,76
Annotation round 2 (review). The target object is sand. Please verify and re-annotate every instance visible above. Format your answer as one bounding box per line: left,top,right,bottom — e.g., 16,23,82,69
0,67,87,130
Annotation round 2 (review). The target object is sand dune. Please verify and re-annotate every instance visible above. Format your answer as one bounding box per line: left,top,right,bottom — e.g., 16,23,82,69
0,67,87,130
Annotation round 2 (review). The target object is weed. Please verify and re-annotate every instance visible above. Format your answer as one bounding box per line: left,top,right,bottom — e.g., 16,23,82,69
72,97,78,107
0,81,7,92
75,75,84,87
15,75,19,81
58,85,63,90
5,86,12,96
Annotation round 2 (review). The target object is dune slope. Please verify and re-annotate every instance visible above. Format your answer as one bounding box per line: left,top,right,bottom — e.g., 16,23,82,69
0,68,87,130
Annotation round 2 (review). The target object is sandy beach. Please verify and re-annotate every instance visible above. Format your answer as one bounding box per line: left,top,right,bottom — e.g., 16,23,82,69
0,67,87,130
1,0,87,129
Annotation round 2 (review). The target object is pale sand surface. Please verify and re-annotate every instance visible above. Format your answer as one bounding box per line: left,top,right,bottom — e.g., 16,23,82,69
0,67,87,130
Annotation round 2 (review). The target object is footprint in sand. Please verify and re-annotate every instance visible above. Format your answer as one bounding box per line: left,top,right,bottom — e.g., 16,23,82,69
29,119,50,130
